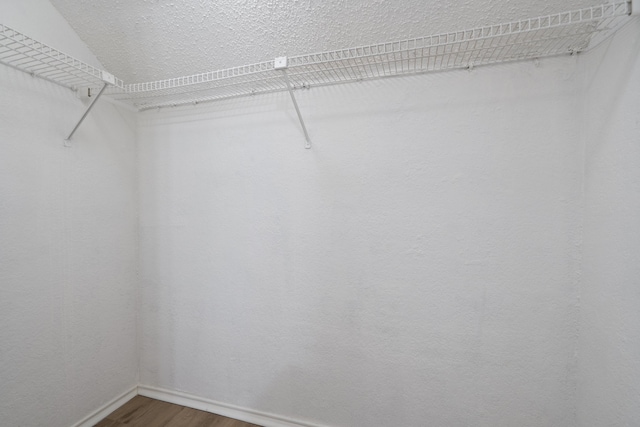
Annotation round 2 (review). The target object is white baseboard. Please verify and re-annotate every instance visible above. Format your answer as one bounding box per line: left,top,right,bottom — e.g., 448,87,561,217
71,386,138,427
138,385,328,427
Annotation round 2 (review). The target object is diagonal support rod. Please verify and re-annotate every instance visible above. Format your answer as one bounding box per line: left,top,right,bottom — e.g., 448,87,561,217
65,82,108,144
281,69,311,149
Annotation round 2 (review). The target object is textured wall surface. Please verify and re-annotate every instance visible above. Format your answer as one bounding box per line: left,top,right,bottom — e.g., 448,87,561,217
576,20,640,427
138,56,584,427
49,0,604,83
2,2,639,427
0,2,139,426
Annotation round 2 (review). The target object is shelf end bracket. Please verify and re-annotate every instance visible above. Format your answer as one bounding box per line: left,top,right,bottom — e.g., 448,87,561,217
276,57,311,149
64,71,114,145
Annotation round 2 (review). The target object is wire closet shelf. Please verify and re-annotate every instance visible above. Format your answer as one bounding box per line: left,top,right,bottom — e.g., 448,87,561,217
0,1,635,112
0,24,124,90
109,1,634,111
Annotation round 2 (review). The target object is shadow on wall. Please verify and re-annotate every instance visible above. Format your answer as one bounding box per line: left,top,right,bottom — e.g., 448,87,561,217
582,19,640,154
575,17,640,427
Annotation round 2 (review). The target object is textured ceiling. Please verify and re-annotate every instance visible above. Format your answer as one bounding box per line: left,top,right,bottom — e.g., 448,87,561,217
50,0,604,83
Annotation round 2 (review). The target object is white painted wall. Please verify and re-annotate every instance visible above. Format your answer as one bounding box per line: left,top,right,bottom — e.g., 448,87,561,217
0,2,138,426
575,20,640,427
2,3,638,426
138,56,585,427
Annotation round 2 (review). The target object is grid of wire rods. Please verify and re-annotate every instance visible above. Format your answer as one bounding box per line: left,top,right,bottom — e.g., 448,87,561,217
113,1,630,111
287,2,629,69
125,60,275,93
0,24,124,90
110,69,288,110
277,2,630,89
284,23,603,87
0,1,632,110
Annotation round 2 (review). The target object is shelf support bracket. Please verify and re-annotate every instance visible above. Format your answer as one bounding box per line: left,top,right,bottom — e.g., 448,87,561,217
65,71,116,145
275,57,311,149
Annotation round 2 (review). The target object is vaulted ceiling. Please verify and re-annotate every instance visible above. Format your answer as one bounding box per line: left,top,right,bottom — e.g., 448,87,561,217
50,0,603,83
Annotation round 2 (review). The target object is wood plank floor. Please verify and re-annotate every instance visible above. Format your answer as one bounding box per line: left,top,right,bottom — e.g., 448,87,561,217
94,396,261,427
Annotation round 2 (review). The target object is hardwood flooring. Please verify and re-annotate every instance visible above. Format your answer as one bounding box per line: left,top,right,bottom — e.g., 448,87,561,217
94,396,261,427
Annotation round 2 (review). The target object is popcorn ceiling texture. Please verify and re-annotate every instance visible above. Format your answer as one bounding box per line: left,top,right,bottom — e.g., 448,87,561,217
50,0,604,83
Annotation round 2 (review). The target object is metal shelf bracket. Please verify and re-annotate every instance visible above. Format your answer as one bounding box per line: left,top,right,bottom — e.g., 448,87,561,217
275,57,311,149
64,71,115,145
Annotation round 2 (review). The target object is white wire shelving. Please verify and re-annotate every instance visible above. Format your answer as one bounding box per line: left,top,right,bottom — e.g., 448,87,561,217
0,24,124,90
0,23,125,141
0,1,636,142
107,1,635,111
